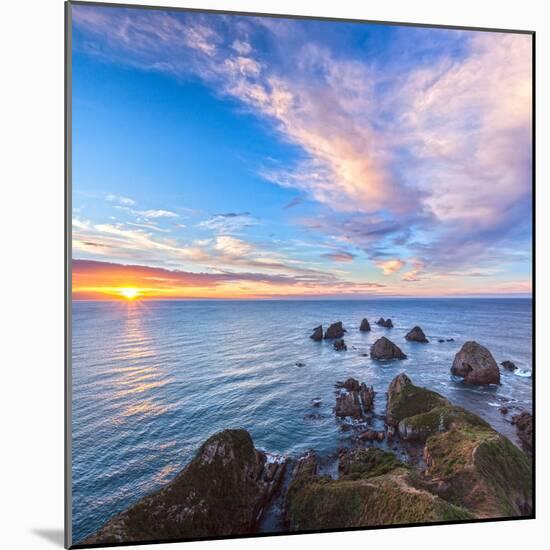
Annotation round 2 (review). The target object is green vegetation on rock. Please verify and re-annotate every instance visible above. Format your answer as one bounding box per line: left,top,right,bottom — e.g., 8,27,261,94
425,426,532,517
83,429,285,544
398,405,490,441
285,449,471,530
387,383,449,426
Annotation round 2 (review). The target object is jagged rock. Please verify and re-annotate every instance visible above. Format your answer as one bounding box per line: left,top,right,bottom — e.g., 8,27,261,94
512,411,533,454
375,317,393,328
501,360,518,372
359,318,371,332
82,430,286,544
451,341,500,385
333,338,347,351
324,321,345,339
370,337,407,360
405,326,429,343
386,373,449,427
447,338,455,342
499,406,509,415
310,325,323,341
384,375,531,518
285,448,471,530
335,378,375,419
311,398,322,407
358,430,385,442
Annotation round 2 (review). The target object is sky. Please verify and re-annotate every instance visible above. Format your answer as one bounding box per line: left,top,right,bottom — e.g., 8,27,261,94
70,4,533,300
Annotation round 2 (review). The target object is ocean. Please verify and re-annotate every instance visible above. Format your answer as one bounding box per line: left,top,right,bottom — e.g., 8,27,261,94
71,298,533,542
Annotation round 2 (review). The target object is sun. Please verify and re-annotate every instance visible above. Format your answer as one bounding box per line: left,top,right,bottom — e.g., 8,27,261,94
119,288,140,300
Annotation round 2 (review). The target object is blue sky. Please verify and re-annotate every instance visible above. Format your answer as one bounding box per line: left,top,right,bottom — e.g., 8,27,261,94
71,5,532,299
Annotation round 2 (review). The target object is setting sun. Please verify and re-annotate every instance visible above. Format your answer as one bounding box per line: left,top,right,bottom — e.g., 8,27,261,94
119,288,140,300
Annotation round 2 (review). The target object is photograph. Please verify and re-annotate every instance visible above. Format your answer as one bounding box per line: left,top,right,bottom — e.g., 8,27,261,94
67,2,533,547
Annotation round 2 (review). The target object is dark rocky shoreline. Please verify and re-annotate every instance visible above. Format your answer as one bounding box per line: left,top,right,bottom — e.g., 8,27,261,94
82,316,533,544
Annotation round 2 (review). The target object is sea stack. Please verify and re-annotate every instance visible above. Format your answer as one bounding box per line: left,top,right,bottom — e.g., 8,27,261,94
405,326,429,343
310,325,323,341
359,318,371,332
451,341,500,385
334,338,347,351
376,318,393,328
370,337,407,360
334,378,375,418
324,321,345,339
501,360,518,372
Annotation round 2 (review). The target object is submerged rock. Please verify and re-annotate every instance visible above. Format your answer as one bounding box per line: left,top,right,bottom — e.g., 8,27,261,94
405,326,429,343
310,325,323,341
334,378,375,419
82,429,286,544
324,321,345,339
370,336,407,360
451,341,500,385
295,361,306,367
333,338,347,351
359,318,371,332
501,360,518,372
512,411,533,455
376,317,393,328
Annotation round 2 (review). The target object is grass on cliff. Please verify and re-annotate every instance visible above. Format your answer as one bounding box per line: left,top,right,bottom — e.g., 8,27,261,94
425,426,532,518
387,384,449,425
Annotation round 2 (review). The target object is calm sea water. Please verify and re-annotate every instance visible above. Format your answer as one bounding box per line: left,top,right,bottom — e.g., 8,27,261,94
71,298,533,542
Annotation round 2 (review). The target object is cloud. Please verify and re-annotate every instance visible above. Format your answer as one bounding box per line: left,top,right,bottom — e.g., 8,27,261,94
72,8,532,291
321,250,356,263
284,196,304,209
198,212,257,233
136,209,178,218
107,194,135,206
375,259,405,275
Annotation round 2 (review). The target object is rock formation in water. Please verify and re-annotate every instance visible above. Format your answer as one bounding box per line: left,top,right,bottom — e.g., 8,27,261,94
324,321,345,339
376,318,393,328
512,411,533,455
286,373,532,530
370,337,407,360
333,338,347,351
359,318,371,332
385,373,531,517
310,325,323,341
83,429,286,545
405,326,429,343
334,378,375,418
451,341,500,385
501,360,518,372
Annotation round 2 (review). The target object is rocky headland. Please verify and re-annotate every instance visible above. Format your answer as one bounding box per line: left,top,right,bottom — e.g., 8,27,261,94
82,317,532,543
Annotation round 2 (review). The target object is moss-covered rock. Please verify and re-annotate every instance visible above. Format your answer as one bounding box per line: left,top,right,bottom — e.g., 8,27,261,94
398,405,490,441
424,426,532,517
285,449,471,530
386,374,449,426
83,429,286,544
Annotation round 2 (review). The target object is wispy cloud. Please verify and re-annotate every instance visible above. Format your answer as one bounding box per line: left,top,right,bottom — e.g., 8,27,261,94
321,250,356,263
72,7,532,295
198,212,257,233
107,194,135,206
